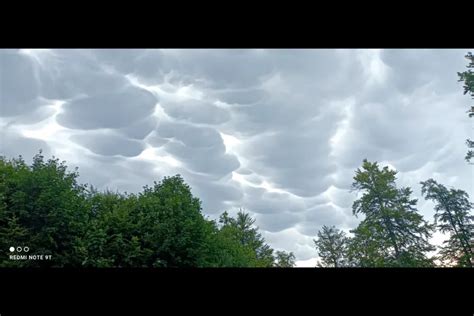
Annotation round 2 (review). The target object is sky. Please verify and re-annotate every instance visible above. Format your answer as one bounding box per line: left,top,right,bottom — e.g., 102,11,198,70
1,49,473,266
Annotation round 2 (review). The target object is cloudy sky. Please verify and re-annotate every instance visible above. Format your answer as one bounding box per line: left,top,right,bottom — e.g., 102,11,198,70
1,49,473,266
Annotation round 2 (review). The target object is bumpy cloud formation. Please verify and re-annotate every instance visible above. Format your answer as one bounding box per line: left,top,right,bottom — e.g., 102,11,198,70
1,49,472,265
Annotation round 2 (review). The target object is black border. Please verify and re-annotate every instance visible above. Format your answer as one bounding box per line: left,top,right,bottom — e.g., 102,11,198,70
1,268,472,314
1,2,469,49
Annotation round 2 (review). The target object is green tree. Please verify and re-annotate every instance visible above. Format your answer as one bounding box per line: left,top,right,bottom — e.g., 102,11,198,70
457,52,474,163
350,160,435,267
421,179,473,267
217,210,275,267
0,215,29,267
133,175,213,267
274,251,296,267
314,225,349,267
206,220,261,267
0,152,89,267
83,191,151,267
347,221,388,267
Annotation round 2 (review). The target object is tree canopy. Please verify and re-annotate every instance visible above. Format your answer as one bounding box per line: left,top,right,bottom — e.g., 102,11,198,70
314,225,349,267
0,152,285,268
458,52,474,163
348,160,435,267
1,153,472,267
421,179,473,267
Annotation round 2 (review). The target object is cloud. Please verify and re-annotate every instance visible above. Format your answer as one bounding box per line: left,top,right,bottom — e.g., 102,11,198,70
159,49,275,89
74,155,165,194
156,121,240,178
160,99,230,125
118,116,158,140
35,49,129,100
0,50,42,117
182,172,244,214
0,128,51,162
214,88,267,105
70,132,145,157
256,212,302,233
56,85,157,130
380,49,466,94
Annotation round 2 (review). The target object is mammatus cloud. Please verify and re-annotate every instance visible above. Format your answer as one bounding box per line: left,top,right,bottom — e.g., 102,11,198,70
57,85,157,130
1,49,472,266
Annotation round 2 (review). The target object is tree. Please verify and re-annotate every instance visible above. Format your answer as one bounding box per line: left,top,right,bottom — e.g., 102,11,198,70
0,152,89,267
420,179,473,267
457,52,474,163
134,175,212,267
199,219,257,267
314,225,349,267
81,191,152,267
0,215,29,267
274,251,296,267
217,210,275,267
350,160,435,267
346,221,388,267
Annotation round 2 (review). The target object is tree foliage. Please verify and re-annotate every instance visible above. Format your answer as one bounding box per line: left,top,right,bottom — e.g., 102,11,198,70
0,153,278,267
421,179,473,267
0,152,89,267
216,210,275,267
2,152,471,268
274,251,296,267
349,160,435,267
314,225,349,267
458,52,474,163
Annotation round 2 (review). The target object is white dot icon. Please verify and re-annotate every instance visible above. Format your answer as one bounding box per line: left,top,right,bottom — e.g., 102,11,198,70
9,247,15,252
16,247,22,252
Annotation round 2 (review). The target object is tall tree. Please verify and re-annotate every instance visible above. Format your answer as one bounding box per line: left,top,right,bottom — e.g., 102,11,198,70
218,210,275,267
421,179,473,267
314,225,349,267
350,160,435,267
457,52,474,163
274,251,296,267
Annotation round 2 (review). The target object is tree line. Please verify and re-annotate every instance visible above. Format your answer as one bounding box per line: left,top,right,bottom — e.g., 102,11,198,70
314,160,473,267
0,152,295,267
0,152,471,267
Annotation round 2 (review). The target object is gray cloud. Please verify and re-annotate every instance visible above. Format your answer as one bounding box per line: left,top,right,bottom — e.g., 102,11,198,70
118,116,158,140
0,50,41,117
37,50,129,100
256,212,302,233
380,49,466,95
57,85,157,130
155,121,240,178
175,170,244,214
70,132,145,157
73,155,165,194
214,88,268,105
161,49,275,89
0,128,51,162
160,99,230,125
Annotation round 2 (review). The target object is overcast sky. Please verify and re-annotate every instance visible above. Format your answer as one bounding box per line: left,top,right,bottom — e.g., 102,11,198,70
1,49,473,266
